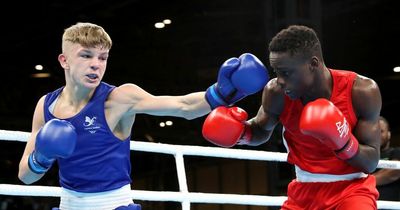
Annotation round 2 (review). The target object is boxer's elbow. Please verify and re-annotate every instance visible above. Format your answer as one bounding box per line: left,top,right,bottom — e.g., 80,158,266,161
18,170,41,185
365,158,379,174
18,169,34,184
18,161,40,185
350,152,379,174
364,149,380,173
18,176,31,185
361,165,377,174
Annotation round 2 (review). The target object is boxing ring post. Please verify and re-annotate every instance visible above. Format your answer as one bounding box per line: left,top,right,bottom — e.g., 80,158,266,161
1,129,400,209
175,152,190,210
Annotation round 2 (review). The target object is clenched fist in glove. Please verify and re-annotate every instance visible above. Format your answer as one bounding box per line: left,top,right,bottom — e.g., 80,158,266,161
202,106,252,147
205,53,269,109
299,98,359,160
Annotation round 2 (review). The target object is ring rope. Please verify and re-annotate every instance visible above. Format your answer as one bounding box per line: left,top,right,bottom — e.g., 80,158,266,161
1,129,400,209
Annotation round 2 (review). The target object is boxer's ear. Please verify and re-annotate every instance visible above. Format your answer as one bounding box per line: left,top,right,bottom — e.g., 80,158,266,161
58,54,69,70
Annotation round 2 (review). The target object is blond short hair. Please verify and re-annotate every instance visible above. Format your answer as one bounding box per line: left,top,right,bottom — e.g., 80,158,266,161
62,22,112,52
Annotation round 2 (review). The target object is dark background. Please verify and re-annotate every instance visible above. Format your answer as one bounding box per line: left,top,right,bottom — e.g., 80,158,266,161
0,0,399,209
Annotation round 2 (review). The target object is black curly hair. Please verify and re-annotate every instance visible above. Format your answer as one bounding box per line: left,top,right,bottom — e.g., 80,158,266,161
269,25,323,60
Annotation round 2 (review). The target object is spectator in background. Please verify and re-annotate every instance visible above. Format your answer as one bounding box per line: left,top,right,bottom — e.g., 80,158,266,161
373,116,400,202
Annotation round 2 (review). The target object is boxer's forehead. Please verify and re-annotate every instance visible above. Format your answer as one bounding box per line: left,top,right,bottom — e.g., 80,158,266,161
269,52,304,71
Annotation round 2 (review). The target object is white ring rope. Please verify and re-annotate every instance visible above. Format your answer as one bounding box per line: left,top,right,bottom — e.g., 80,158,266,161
1,129,400,209
1,129,398,169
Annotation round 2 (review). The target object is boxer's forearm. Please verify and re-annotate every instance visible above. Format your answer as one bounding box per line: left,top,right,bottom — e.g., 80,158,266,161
245,118,274,146
346,144,379,174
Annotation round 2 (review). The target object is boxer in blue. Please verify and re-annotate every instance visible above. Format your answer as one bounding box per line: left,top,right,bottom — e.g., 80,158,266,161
17,22,269,209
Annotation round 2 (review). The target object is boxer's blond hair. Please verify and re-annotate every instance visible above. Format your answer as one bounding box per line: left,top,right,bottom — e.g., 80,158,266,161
62,22,112,52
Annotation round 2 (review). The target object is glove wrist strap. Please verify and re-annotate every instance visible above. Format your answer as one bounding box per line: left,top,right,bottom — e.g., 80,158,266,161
205,84,229,109
335,134,359,160
28,153,51,174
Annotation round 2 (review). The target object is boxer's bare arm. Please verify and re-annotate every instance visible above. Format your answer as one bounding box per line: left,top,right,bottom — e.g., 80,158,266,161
18,96,46,184
246,79,284,146
346,76,382,173
110,84,211,120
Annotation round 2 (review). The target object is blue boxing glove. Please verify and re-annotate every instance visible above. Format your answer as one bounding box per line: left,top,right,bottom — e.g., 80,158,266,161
28,119,77,174
205,53,269,109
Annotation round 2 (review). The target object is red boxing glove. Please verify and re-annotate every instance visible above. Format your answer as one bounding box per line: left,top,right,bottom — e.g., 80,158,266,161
202,106,252,147
299,98,359,160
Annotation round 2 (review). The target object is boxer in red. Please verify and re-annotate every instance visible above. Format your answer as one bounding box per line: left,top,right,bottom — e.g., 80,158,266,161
203,25,381,209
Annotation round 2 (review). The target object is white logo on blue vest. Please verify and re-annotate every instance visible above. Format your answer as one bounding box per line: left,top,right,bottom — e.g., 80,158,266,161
84,116,97,127
83,116,100,134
